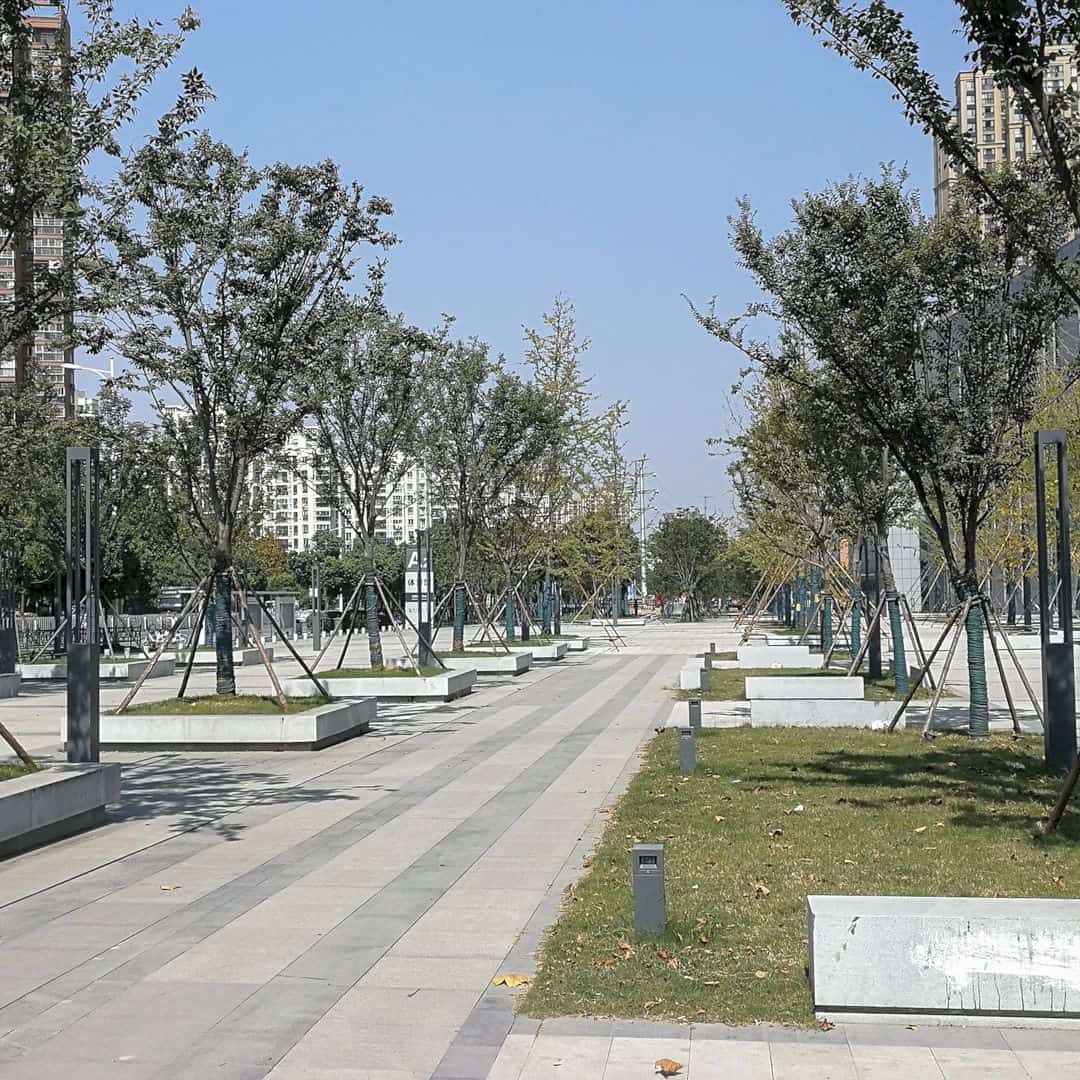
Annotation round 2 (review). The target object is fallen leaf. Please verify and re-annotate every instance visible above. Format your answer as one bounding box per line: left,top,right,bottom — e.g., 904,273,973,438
914,826,928,834
492,973,530,988
769,828,783,837
934,822,945,828
617,941,636,958
655,1058,683,1077
753,881,771,899
714,815,726,822
159,884,180,892
818,1019,835,1032
754,970,769,979
793,803,805,813
643,999,660,1010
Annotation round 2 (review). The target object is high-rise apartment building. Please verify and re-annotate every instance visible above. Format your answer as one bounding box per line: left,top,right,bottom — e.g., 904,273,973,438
254,428,443,552
0,3,74,416
933,45,1078,216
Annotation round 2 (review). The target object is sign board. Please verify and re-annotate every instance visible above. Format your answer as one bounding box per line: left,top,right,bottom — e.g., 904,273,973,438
405,543,434,630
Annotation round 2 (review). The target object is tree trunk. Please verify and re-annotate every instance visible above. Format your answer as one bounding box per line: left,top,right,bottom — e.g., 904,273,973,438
213,562,235,696
850,584,861,661
365,572,382,669
541,572,552,634
879,537,908,694
505,583,516,643
966,597,990,736
365,542,383,669
822,593,833,652
553,578,562,635
453,582,466,653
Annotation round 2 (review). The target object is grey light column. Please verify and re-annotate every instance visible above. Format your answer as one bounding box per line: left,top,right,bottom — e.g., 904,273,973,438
66,447,100,763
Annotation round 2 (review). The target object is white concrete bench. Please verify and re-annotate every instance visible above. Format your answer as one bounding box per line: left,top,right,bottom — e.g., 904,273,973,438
737,645,823,670
745,676,863,700
751,699,894,729
679,664,705,691
809,894,1080,1027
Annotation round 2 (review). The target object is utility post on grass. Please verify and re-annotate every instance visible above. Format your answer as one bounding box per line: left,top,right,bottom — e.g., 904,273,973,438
65,448,101,764
1034,431,1077,773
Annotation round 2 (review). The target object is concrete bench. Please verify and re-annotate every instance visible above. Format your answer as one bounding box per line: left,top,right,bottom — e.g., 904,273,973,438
737,645,823,670
679,664,705,691
751,699,894,729
745,676,864,700
808,894,1080,1027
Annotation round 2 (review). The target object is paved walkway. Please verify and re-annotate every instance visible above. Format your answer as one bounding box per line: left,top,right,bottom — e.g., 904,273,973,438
0,621,1077,1078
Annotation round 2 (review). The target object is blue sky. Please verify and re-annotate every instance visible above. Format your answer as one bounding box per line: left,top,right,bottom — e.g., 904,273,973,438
107,1,968,518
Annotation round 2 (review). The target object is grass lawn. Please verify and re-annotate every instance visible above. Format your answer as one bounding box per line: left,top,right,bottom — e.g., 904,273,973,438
318,666,445,679
0,763,40,782
702,652,738,662
110,694,332,716
519,727,1080,1025
674,667,936,703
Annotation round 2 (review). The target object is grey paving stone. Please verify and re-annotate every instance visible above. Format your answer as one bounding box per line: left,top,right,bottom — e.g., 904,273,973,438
541,1018,616,1038
844,1023,1011,1049
1001,1027,1080,1052
431,1041,504,1079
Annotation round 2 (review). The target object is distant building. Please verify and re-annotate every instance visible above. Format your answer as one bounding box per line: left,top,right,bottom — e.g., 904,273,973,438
0,4,74,416
934,45,1079,217
253,428,443,552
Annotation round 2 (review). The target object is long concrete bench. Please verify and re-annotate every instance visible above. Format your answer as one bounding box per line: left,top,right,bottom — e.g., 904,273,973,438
737,645,824,670
808,894,1080,1027
745,676,863,700
679,664,706,691
751,699,894,729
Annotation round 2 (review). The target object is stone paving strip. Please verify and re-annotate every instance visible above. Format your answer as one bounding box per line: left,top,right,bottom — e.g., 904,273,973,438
0,651,666,1078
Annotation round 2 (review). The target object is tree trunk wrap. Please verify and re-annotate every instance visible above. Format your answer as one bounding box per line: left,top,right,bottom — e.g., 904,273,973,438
850,586,862,661
541,572,552,635
365,575,382,669
887,590,908,694
822,595,833,652
966,600,990,737
553,579,561,635
505,588,516,643
214,569,235,696
453,583,466,653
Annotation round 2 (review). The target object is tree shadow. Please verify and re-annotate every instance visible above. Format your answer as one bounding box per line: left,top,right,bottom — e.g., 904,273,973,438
737,734,1080,842
112,754,360,840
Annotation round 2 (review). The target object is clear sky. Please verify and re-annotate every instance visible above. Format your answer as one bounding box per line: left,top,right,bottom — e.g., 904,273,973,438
107,1,968,520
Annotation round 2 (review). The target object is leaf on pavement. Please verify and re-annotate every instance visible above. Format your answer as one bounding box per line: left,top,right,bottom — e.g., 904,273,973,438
492,973,530,988
159,884,180,891
655,1058,683,1076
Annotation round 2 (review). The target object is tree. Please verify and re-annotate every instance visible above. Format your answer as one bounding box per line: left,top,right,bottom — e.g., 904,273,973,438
426,338,562,651
783,0,1080,305
521,296,611,631
649,511,727,620
0,373,175,615
0,1,209,371
92,133,393,693
304,305,442,667
696,168,1075,733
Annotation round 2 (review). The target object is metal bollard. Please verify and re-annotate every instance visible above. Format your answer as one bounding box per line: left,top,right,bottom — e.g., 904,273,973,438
710,641,716,655
703,652,712,671
632,843,666,934
688,698,702,732
678,726,696,774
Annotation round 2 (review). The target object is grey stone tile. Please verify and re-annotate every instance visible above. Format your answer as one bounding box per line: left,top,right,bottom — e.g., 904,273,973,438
845,1024,1010,1050
540,1018,616,1038
1000,1027,1080,1052
610,1020,688,1039
432,1041,503,1079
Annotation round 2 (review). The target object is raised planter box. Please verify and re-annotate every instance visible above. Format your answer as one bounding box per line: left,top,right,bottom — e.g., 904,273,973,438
283,669,476,703
0,763,121,858
99,698,375,751
745,676,864,700
470,642,568,661
561,638,588,652
751,699,894,729
590,617,646,627
442,653,531,676
0,673,19,698
18,658,177,681
679,665,705,691
809,894,1080,1027
737,645,824,670
172,647,274,667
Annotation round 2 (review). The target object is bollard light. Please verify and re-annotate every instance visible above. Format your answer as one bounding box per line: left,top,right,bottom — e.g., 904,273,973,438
688,698,702,732
703,652,713,671
678,726,697,774
710,641,716,655
632,843,666,934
